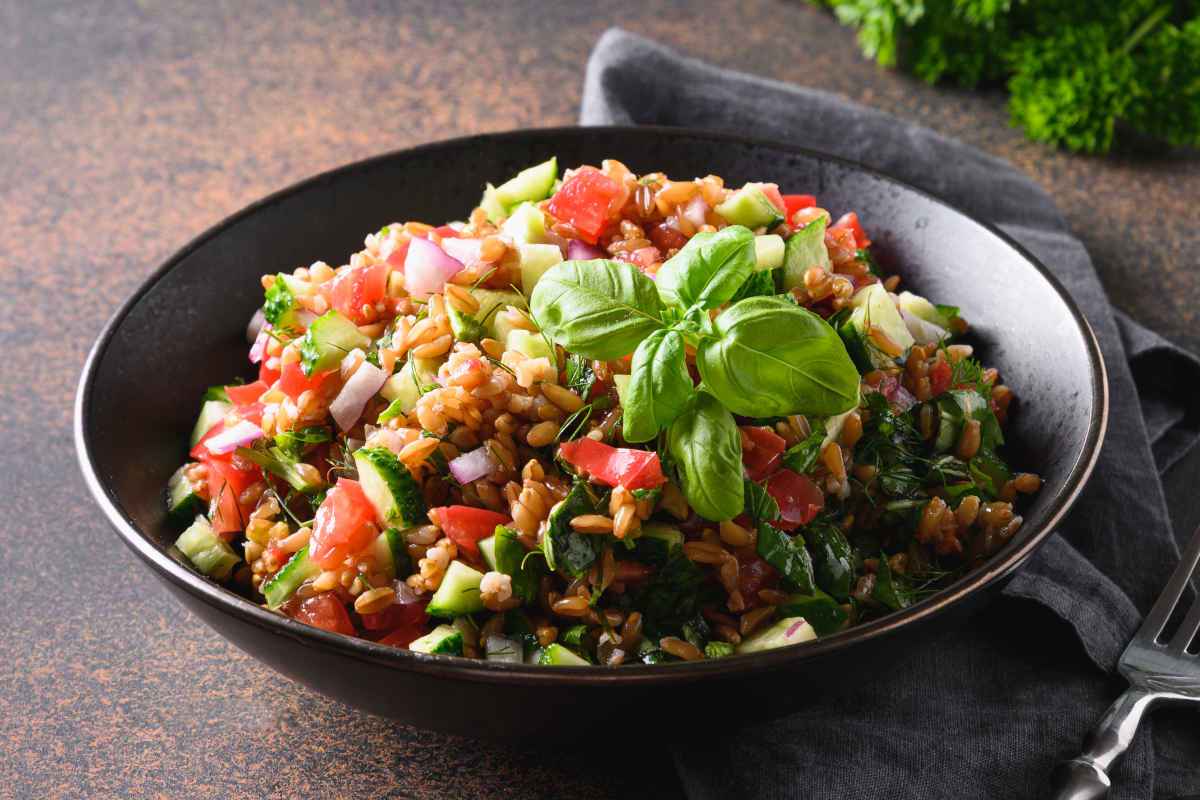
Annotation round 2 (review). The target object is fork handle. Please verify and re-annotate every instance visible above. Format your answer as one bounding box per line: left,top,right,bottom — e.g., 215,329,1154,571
1051,687,1156,800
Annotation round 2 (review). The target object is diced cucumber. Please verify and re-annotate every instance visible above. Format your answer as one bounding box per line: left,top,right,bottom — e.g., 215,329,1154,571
236,445,324,493
480,525,540,602
542,482,599,576
778,590,848,636
425,560,485,618
379,355,443,419
493,157,558,211
485,635,524,663
174,515,241,581
781,217,831,291
479,184,507,224
613,373,631,408
754,234,785,270
506,329,554,361
538,643,590,666
629,523,684,567
737,616,818,654
848,283,914,367
502,202,548,245
298,311,371,376
705,641,736,659
518,243,563,297
190,399,232,447
447,303,486,343
263,273,305,329
410,624,465,656
479,535,500,571
715,185,784,229
261,545,321,609
371,527,410,581
353,447,426,527
166,465,205,525
201,385,230,402
472,287,526,320
489,306,527,347
898,291,956,328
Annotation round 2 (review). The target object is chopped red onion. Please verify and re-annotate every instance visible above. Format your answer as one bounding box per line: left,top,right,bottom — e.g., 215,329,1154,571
248,324,271,364
405,236,464,300
448,446,497,484
441,237,483,267
683,195,708,229
567,239,605,261
205,420,264,455
245,309,266,344
330,361,387,431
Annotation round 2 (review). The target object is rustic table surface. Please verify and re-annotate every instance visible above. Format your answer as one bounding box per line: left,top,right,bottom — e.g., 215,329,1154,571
3,1,1197,797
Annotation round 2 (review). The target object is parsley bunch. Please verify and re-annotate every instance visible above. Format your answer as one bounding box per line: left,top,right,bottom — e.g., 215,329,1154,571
811,0,1200,153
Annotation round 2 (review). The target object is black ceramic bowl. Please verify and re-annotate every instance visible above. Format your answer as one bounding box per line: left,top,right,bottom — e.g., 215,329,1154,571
76,127,1106,738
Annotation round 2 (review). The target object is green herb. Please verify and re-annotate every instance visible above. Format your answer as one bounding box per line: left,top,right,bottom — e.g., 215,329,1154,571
697,296,860,418
274,426,332,460
493,526,542,602
856,247,883,277
756,524,817,595
528,259,665,359
542,481,601,576
654,225,757,311
729,268,779,303
564,352,596,399
681,614,711,651
872,553,913,611
704,641,736,658
262,273,298,327
744,479,780,526
667,392,744,522
630,550,706,638
782,427,826,474
561,624,588,648
236,445,324,494
804,518,855,601
812,1,1199,153
201,385,230,403
623,329,693,443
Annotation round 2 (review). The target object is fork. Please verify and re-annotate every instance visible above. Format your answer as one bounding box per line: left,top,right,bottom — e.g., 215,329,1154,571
1052,525,1200,799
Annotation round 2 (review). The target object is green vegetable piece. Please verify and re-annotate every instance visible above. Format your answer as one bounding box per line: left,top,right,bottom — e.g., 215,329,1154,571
805,521,854,601
781,217,831,291
754,234,786,271
737,616,817,653
782,427,826,475
166,465,205,525
494,157,558,210
697,296,860,418
561,624,588,648
872,553,912,611
236,445,324,494
263,273,302,329
539,643,590,666
743,479,780,526
631,550,706,637
489,525,542,602
704,641,736,659
190,399,231,448
503,202,548,245
274,426,332,460
425,560,486,618
778,589,848,636
714,186,784,229
262,546,320,609
201,385,230,403
542,481,600,576
446,303,486,343
655,225,757,311
628,523,684,567
729,268,779,304
667,392,744,522
756,524,816,595
623,329,693,443
410,625,465,656
298,311,371,376
517,242,563,296
529,259,665,360
353,446,426,526
174,516,241,581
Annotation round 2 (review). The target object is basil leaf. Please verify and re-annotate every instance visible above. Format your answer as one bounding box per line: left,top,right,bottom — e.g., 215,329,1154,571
744,479,780,526
756,524,816,594
667,392,744,521
623,329,693,443
530,259,665,359
655,225,756,311
729,267,779,304
698,296,859,418
805,520,854,601
872,554,912,611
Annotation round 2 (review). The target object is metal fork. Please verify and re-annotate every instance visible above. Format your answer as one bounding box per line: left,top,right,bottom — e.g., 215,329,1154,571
1053,525,1200,799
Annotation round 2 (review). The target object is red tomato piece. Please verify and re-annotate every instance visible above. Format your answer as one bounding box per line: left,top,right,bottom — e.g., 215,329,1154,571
430,506,510,559
205,456,260,535
279,359,333,401
290,594,356,636
741,425,786,482
736,547,780,603
546,166,622,244
257,359,280,386
831,211,870,248
225,380,268,406
766,469,824,530
782,194,817,222
432,225,460,239
321,263,388,325
310,478,377,569
558,438,666,490
755,183,787,214
377,625,426,648
930,358,953,397
360,594,429,632
384,237,410,268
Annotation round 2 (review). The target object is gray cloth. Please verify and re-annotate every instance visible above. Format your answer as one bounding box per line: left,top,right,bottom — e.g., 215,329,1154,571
581,28,1200,800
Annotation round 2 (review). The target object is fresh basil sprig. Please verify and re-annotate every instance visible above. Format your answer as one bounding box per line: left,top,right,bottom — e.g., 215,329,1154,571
667,392,744,521
529,259,665,360
654,225,756,310
622,329,692,443
697,296,860,418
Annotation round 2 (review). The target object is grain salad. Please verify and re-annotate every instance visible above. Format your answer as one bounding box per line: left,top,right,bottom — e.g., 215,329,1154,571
167,157,1039,665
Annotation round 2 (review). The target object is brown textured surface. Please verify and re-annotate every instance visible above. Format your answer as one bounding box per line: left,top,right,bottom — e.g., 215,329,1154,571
1,1,1197,797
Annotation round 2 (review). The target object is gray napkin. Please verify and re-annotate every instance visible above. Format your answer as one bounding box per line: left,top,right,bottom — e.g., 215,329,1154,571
582,28,1200,800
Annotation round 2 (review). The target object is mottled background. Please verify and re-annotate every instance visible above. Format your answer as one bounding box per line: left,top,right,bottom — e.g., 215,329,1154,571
1,1,1196,797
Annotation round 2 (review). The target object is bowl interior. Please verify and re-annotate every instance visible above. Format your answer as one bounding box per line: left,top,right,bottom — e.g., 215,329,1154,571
79,127,1103,670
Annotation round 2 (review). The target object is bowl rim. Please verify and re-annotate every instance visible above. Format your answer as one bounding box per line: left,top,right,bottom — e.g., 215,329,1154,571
74,124,1108,686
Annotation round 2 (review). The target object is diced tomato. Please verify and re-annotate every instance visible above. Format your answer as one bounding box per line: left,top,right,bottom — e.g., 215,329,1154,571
629,246,661,270
766,469,824,530
741,425,786,482
648,222,688,252
205,455,261,535
546,166,622,244
361,594,429,632
930,358,952,397
755,183,787,214
384,237,410,268
430,505,510,559
226,380,268,406
831,211,870,248
279,359,334,401
310,479,378,569
433,225,460,239
736,547,780,603
558,438,665,490
321,262,388,325
377,625,426,648
782,194,817,222
257,359,280,387
289,594,356,636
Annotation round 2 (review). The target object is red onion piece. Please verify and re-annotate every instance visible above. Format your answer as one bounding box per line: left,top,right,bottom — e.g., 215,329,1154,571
567,239,605,261
245,308,266,344
448,446,497,485
248,324,271,364
405,236,463,300
330,361,387,431
683,195,708,229
441,237,483,267
205,420,264,455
